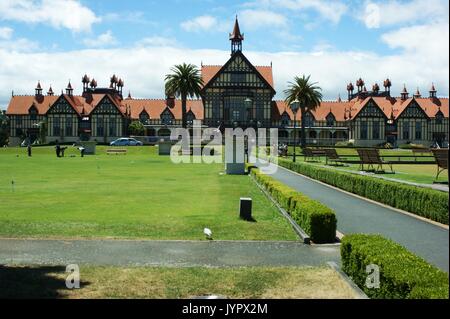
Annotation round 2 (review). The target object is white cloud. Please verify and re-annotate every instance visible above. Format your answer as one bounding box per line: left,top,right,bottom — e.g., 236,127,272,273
0,38,39,52
239,9,288,30
181,15,228,32
0,0,101,33
83,31,118,48
136,36,178,47
361,0,449,29
1,36,448,108
244,0,348,24
0,27,13,40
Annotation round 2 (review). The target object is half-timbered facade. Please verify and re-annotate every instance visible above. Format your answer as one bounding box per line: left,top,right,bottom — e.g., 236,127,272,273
4,18,449,147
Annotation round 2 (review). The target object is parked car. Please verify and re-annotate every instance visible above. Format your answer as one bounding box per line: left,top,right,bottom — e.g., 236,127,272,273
110,138,143,146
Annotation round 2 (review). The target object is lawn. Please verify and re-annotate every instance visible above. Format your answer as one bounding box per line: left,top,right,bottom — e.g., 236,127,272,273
0,265,359,299
0,146,297,240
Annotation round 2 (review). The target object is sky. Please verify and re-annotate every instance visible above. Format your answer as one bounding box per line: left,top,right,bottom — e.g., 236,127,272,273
0,0,449,108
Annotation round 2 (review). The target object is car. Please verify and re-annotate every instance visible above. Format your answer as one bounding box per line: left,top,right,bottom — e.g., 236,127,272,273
110,138,143,146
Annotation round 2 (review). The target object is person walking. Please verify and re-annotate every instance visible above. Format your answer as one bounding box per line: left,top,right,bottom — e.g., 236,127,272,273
55,140,61,158
27,142,32,157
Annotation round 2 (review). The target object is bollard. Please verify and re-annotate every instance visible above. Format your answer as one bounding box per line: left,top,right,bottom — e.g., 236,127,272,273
239,197,252,221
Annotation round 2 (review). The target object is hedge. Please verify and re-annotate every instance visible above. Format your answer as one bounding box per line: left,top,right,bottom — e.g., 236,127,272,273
276,158,449,225
249,166,337,243
341,234,449,299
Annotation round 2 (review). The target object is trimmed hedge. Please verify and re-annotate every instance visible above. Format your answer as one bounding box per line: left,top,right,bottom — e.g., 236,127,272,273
276,158,449,225
341,234,449,299
249,167,337,243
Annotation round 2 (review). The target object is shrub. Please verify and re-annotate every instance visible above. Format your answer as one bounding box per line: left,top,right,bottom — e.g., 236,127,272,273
276,158,448,224
128,121,145,136
341,234,449,299
335,141,354,147
249,167,337,243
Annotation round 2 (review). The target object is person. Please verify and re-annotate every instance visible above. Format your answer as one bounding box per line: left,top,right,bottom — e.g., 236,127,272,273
27,142,32,157
79,146,86,157
55,140,61,158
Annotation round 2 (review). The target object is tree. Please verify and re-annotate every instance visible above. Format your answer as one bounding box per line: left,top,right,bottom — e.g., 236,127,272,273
165,63,203,128
284,75,323,148
0,111,9,147
128,121,145,136
38,119,48,144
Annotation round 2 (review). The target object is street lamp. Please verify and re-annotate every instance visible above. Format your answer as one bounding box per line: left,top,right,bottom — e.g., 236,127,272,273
290,99,300,163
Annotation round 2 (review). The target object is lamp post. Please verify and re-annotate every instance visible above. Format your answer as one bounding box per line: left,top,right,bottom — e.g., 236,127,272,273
290,99,300,163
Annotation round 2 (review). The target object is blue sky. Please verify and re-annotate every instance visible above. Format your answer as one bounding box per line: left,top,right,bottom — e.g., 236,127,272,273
0,0,448,107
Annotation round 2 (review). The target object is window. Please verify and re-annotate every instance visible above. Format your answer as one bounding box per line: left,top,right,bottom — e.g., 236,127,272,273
360,121,368,139
232,110,240,121
53,118,60,136
281,113,290,126
326,114,335,127
29,107,38,120
109,118,116,136
403,121,410,140
66,119,72,136
415,122,422,140
161,109,174,125
97,118,104,136
16,118,22,127
139,111,149,124
186,112,195,125
436,112,443,125
230,72,245,83
304,113,314,127
373,121,380,139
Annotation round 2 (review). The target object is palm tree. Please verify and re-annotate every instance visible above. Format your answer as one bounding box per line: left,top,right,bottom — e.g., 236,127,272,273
284,75,323,149
165,63,203,128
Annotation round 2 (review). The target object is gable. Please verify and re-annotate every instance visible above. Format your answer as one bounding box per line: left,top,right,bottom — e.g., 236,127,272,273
48,96,77,115
398,100,429,119
202,52,275,93
355,99,386,119
91,96,123,115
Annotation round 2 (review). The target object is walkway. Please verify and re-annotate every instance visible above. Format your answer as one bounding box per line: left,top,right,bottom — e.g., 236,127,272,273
0,239,340,267
261,165,449,272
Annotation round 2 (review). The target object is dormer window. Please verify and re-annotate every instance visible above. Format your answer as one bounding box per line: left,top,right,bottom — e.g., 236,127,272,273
139,111,150,124
304,112,314,127
161,109,174,125
29,106,38,120
281,112,290,126
436,111,443,125
186,112,196,125
326,113,335,127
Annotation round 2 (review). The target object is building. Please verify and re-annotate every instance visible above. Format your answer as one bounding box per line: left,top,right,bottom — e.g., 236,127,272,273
5,18,449,147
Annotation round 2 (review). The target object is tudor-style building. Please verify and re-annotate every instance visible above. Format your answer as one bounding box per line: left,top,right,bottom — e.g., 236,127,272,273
5,18,449,147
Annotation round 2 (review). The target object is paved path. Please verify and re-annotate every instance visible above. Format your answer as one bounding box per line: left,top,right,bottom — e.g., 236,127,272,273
0,239,340,267
262,165,449,272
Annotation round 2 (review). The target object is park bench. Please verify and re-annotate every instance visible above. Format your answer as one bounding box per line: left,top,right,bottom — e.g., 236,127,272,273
412,148,432,161
431,149,448,181
357,149,394,173
324,148,345,166
303,148,325,162
106,149,127,155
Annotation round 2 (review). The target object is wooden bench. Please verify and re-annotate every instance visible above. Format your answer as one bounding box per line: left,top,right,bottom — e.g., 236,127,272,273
324,148,345,166
303,148,325,162
106,149,127,155
432,149,448,180
357,149,394,173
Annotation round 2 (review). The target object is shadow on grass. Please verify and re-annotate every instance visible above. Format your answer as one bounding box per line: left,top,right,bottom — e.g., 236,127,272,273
0,265,90,299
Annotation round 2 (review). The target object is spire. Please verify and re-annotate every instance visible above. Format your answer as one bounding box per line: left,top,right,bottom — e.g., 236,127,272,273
414,87,421,98
47,86,54,96
35,81,43,96
429,83,437,98
229,16,244,55
66,81,73,96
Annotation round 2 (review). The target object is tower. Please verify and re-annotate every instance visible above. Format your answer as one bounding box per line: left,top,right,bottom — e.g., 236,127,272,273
229,16,244,55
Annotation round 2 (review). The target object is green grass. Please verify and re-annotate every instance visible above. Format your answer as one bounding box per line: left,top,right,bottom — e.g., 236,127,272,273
0,265,359,299
0,146,297,240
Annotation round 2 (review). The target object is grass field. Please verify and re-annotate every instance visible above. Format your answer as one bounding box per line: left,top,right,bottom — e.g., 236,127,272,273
0,265,358,299
0,146,297,240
